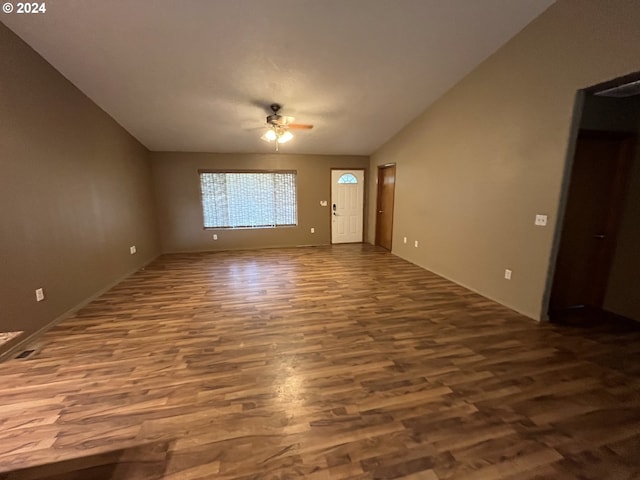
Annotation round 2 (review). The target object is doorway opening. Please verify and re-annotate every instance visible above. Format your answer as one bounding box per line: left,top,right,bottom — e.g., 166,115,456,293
546,73,640,327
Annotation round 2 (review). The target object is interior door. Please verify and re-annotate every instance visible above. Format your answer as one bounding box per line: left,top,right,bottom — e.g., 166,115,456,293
331,170,364,244
550,130,635,312
375,164,396,251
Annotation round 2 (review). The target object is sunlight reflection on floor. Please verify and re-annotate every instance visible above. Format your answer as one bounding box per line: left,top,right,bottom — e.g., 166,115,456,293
0,331,22,347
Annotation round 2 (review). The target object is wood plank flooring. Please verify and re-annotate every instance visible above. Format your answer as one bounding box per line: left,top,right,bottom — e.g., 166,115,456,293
0,332,22,349
0,244,639,479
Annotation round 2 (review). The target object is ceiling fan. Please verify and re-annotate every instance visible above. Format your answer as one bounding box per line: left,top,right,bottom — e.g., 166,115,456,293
261,103,313,151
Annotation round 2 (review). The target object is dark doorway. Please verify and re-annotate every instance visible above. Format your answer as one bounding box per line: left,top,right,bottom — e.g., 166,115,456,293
547,72,640,326
549,130,635,317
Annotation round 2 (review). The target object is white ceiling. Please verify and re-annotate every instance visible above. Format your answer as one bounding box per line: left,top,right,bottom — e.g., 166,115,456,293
3,0,554,155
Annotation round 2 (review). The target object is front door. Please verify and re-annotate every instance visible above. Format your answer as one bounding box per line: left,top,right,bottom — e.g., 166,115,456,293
331,169,364,244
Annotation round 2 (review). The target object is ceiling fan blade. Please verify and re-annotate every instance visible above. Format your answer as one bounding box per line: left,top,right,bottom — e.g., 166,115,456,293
287,124,314,130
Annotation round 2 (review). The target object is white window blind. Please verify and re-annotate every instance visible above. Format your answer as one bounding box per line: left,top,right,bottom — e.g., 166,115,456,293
199,171,297,228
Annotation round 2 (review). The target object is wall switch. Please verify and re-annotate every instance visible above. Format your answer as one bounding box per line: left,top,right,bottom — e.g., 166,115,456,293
35,288,45,302
403,237,407,244
213,234,218,240
130,245,137,254
504,269,512,280
535,214,548,226
320,200,328,207
311,227,315,233
414,240,419,248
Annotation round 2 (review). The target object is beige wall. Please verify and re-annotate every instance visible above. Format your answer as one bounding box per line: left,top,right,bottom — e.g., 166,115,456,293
0,23,159,349
151,152,368,252
368,0,640,319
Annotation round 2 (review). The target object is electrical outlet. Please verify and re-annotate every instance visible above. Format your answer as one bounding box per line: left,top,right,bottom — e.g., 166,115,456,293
414,240,419,248
504,269,512,280
311,227,315,233
130,245,137,254
213,234,218,240
535,214,548,226
403,237,407,244
35,288,45,302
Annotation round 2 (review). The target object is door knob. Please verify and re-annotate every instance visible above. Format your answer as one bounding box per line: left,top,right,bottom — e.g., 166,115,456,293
593,234,605,239
378,210,383,213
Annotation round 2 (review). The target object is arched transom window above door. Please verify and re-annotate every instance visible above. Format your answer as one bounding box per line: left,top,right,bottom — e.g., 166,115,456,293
337,173,358,184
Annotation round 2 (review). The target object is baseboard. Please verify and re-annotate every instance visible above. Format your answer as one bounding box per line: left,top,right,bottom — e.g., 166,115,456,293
0,255,160,362
389,250,541,322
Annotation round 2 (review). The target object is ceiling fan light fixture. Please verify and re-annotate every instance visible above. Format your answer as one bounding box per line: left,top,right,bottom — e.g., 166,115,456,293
277,130,293,143
261,127,294,144
260,104,309,150
261,129,278,142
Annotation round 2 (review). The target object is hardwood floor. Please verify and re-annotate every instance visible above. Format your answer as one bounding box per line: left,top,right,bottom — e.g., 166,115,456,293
0,332,22,349
0,244,639,479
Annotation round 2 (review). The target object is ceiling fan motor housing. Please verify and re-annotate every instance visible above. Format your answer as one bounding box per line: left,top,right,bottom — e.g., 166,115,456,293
267,103,283,125
266,113,282,125
263,103,312,129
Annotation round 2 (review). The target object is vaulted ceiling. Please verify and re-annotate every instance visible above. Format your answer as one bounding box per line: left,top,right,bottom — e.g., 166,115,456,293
3,0,555,155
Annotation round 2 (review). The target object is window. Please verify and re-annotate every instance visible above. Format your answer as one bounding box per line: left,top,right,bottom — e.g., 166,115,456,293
199,171,297,228
338,173,358,184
